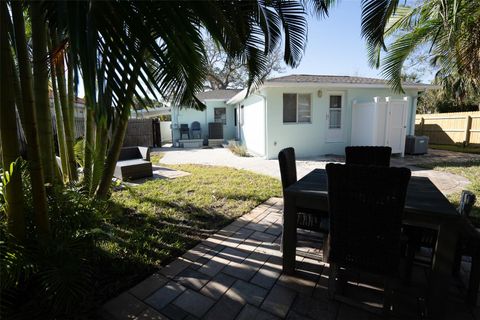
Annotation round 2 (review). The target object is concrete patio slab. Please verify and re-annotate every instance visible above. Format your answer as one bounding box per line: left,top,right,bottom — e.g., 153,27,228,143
102,198,479,320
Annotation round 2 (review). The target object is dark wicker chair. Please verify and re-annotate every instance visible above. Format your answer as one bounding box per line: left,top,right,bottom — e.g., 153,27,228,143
191,121,201,139
345,146,392,167
325,163,411,313
278,148,329,258
405,191,476,267
405,191,478,304
180,124,190,139
456,215,480,306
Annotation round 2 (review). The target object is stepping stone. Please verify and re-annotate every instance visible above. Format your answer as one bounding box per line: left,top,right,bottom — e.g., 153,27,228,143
173,289,215,318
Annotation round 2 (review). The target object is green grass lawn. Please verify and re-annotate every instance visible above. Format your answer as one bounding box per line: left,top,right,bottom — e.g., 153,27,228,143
95,164,281,302
429,144,480,154
416,160,480,220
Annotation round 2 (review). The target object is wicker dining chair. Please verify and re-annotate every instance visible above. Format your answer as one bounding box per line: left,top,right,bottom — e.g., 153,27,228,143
405,191,477,304
345,146,392,167
405,191,476,271
326,163,411,313
278,148,330,257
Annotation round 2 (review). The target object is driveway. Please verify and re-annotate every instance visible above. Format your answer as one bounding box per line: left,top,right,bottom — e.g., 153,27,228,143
157,147,476,195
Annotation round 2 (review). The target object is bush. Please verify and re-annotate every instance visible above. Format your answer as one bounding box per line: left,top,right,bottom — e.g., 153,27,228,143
0,162,107,319
227,141,250,157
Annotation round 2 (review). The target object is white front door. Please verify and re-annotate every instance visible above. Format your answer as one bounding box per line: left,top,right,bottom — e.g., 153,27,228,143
386,100,408,154
325,92,345,143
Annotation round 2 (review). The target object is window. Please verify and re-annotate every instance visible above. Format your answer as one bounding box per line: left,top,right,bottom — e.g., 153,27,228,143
214,107,226,125
329,95,342,129
283,93,311,123
234,108,237,126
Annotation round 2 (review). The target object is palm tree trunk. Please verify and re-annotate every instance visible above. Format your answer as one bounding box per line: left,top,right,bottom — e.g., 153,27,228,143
31,2,55,185
95,64,140,199
48,36,68,182
83,99,95,190
90,120,108,195
11,1,50,237
95,111,128,199
66,60,78,181
1,3,25,241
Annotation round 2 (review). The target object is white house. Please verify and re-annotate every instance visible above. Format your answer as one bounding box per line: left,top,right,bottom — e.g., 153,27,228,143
171,89,241,147
227,74,434,159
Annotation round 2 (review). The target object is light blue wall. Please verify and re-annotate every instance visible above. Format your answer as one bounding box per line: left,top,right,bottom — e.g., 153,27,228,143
239,86,419,159
172,100,237,145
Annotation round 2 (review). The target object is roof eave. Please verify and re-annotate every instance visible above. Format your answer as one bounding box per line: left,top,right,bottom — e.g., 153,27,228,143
263,81,435,90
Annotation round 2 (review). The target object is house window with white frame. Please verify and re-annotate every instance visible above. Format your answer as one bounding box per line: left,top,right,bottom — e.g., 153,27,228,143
214,107,227,125
283,93,311,123
329,95,342,129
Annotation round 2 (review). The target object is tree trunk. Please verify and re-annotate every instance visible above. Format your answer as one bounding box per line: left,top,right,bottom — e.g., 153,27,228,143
95,63,140,199
1,3,25,241
83,99,95,190
90,119,108,195
31,3,55,185
95,112,128,199
66,60,78,181
11,1,50,237
48,36,68,182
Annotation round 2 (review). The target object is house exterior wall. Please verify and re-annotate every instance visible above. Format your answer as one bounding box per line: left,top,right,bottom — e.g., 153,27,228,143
238,86,419,159
172,100,236,145
238,94,266,156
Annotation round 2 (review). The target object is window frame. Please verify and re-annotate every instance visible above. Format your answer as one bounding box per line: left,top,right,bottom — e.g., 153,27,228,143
214,107,227,125
282,93,312,124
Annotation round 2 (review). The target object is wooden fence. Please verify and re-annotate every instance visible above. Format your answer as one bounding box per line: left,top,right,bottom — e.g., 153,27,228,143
415,111,480,145
73,118,165,147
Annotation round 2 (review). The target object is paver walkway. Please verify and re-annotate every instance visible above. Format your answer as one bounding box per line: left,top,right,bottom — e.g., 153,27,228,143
102,198,479,320
157,148,478,195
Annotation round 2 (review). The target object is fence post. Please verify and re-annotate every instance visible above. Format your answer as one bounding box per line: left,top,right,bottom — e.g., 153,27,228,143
464,115,472,145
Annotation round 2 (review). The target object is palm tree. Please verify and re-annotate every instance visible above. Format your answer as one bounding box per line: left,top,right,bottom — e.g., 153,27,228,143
364,0,480,93
10,1,50,237
0,3,25,241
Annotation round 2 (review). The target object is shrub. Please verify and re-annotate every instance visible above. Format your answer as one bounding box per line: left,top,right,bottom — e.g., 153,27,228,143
0,162,107,319
227,141,250,157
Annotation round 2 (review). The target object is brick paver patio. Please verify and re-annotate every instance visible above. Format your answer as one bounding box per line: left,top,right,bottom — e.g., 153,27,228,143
102,198,480,320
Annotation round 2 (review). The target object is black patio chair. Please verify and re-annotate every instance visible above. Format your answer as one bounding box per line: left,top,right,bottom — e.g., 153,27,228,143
326,163,411,313
278,148,330,257
345,146,392,167
180,124,190,139
405,190,478,304
191,121,201,139
405,191,476,268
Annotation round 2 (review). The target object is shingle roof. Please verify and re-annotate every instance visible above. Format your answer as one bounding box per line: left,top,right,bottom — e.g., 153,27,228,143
266,74,424,87
195,89,242,101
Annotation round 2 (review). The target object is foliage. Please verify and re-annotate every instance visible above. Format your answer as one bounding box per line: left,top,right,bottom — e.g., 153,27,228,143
416,161,480,219
0,163,105,319
366,0,480,94
227,141,251,157
203,37,285,90
418,89,480,114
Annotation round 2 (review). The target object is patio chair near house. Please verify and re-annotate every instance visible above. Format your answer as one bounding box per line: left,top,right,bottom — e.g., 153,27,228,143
180,124,190,139
278,148,330,257
191,121,201,139
405,190,478,305
345,146,392,167
325,163,411,313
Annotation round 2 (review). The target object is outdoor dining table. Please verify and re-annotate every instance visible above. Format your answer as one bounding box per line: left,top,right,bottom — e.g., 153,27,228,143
282,168,461,319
